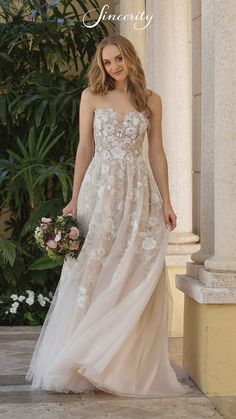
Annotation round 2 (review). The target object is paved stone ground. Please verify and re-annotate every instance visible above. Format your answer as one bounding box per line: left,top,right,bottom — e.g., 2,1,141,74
0,327,235,419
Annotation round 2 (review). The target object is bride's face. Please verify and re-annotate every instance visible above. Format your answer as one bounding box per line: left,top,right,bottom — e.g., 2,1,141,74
101,44,128,81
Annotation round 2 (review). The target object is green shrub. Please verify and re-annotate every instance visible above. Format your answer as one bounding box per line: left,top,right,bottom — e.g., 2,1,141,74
0,0,114,325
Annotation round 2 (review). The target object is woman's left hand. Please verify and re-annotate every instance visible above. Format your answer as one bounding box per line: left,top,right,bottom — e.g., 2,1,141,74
163,203,177,231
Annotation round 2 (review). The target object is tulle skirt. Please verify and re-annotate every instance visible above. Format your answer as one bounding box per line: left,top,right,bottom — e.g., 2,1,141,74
25,156,192,397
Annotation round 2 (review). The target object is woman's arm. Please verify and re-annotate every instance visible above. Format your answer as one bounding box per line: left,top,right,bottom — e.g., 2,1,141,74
63,88,95,216
147,92,177,230
71,88,95,200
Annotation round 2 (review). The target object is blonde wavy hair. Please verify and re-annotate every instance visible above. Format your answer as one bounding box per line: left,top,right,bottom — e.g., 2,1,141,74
87,34,152,119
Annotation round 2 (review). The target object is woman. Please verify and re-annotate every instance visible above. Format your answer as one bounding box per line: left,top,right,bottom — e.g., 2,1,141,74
26,34,193,397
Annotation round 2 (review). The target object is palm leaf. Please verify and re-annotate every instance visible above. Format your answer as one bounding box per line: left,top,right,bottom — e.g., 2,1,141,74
35,99,48,127
28,255,63,270
0,235,16,266
19,198,61,239
0,95,7,125
40,131,65,159
28,126,36,156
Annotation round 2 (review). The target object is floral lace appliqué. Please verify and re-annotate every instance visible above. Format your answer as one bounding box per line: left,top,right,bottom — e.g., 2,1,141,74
66,108,165,315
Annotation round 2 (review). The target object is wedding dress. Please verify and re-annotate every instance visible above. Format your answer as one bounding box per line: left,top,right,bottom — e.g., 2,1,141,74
25,107,193,397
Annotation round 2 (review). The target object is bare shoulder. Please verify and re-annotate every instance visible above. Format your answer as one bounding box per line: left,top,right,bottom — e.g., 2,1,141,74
81,86,92,95
80,87,98,112
146,89,162,113
81,87,96,100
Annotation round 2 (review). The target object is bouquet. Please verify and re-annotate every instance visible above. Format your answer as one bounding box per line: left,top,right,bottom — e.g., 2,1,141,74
34,215,85,261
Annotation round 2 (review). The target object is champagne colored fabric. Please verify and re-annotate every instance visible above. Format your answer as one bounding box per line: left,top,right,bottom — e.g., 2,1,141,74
26,108,192,396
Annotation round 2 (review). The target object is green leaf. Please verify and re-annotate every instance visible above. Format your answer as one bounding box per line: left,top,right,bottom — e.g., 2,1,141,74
55,170,68,202
24,312,34,322
36,124,47,155
28,126,36,156
37,125,57,157
16,95,40,114
40,131,65,159
28,255,63,271
49,101,56,128
0,95,7,126
71,99,77,124
16,136,29,159
0,52,14,63
7,149,22,162
0,236,16,267
0,169,9,186
35,100,48,127
19,198,61,239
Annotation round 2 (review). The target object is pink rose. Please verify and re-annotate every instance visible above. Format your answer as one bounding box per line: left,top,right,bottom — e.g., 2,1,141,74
46,240,57,249
69,227,80,240
70,241,80,250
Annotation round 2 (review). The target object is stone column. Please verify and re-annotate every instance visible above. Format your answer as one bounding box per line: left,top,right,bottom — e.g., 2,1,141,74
203,0,236,274
145,0,199,337
117,0,152,222
116,0,146,70
176,0,236,395
116,0,147,153
146,0,199,266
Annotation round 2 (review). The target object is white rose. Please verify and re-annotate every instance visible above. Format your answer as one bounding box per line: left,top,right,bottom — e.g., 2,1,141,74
54,231,62,242
34,226,43,235
41,217,52,223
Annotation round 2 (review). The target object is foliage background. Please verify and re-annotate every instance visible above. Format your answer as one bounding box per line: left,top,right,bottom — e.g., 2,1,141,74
0,0,113,325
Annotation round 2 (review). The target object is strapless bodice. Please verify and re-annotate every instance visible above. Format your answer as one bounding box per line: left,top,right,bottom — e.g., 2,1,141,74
93,108,149,161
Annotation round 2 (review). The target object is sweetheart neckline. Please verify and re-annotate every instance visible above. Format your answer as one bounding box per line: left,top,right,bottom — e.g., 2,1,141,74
94,107,148,121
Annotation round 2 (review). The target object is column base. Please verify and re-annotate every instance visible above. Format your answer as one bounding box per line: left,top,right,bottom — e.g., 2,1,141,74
183,295,236,395
166,232,200,266
176,273,236,303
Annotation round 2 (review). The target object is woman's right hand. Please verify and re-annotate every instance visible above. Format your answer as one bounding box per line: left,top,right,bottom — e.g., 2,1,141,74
62,198,77,217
